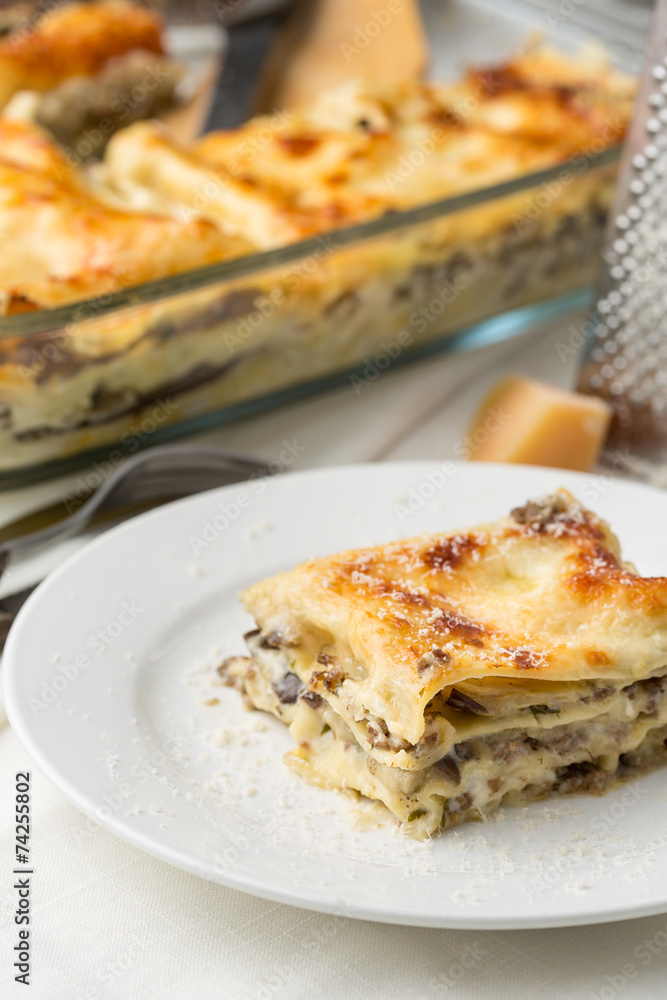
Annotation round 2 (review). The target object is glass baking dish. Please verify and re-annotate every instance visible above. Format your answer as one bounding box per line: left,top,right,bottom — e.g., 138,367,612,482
0,0,650,486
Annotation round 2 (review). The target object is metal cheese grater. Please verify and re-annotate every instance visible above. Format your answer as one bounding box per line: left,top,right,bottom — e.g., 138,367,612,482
578,0,667,485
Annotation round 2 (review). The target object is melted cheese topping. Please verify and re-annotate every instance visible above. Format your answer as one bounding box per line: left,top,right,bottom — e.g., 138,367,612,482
0,119,251,310
101,47,634,249
0,1,165,110
241,491,667,746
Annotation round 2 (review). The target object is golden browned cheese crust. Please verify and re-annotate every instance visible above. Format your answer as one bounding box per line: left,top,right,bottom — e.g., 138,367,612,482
101,47,635,248
0,1,165,109
0,46,635,311
241,490,667,746
0,120,251,310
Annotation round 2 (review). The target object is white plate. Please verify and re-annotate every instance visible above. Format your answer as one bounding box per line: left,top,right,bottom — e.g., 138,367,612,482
5,462,667,930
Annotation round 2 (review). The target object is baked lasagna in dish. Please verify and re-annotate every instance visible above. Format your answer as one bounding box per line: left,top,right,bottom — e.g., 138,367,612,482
0,47,635,471
221,492,667,838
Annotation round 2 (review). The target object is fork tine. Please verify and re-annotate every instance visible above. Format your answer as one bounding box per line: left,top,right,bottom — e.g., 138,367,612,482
0,445,275,560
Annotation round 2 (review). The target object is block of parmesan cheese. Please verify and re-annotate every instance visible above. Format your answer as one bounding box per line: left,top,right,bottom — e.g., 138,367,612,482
465,376,612,471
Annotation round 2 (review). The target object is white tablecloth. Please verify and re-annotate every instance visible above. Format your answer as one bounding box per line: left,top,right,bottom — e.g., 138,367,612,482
2,312,667,999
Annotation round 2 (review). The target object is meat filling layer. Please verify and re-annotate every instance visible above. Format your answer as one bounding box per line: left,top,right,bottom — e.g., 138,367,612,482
219,648,667,839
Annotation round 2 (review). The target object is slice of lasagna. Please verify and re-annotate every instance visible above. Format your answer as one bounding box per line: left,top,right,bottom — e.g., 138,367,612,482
221,491,667,838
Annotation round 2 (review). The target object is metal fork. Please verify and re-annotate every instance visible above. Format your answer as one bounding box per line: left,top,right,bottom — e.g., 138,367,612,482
0,444,275,642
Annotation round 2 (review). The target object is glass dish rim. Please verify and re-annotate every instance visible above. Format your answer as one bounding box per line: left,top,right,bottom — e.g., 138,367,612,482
0,144,621,337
